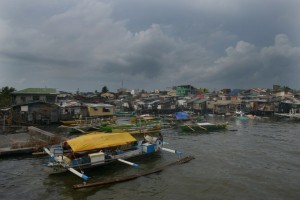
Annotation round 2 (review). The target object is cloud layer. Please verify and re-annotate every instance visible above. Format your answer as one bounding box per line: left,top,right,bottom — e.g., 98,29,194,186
0,0,299,92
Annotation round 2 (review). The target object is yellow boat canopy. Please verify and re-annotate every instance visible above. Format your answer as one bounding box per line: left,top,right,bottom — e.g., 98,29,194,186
66,132,137,152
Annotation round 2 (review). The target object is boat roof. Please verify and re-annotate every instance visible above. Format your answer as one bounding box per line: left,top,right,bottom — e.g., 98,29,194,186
66,132,136,152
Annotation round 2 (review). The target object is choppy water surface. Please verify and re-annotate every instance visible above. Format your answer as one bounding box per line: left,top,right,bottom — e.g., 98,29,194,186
1,117,300,200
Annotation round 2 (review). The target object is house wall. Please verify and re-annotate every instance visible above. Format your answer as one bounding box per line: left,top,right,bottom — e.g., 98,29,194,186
250,102,274,112
28,103,59,123
14,94,57,105
12,103,59,124
59,106,88,120
206,100,215,110
176,87,187,96
192,103,206,110
214,104,229,114
87,106,115,117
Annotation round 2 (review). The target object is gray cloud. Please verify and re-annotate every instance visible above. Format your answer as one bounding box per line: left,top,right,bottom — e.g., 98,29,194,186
0,0,299,92
205,34,300,89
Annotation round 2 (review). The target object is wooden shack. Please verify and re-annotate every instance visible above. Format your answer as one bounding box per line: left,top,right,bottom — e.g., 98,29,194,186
85,103,115,118
12,102,59,125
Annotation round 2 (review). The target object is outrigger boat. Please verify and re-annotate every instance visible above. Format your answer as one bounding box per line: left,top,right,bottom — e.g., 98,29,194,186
179,122,228,132
43,132,180,181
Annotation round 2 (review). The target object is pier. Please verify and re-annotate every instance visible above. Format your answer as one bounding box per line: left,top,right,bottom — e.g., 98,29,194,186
0,126,62,156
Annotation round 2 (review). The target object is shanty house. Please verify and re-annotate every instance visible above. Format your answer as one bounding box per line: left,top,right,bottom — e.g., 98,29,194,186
85,103,115,118
12,102,59,125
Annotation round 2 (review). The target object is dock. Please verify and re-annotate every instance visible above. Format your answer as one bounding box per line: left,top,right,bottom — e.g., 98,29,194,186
0,126,62,156
274,113,300,119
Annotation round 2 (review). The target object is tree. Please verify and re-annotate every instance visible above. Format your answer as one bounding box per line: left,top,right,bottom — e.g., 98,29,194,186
283,86,292,93
101,86,109,93
0,86,16,108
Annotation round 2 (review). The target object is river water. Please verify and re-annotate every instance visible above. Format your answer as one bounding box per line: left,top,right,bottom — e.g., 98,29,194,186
0,117,299,200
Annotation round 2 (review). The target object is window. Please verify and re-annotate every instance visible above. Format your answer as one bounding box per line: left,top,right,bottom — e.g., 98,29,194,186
21,96,26,103
103,107,110,112
46,96,56,103
33,96,40,101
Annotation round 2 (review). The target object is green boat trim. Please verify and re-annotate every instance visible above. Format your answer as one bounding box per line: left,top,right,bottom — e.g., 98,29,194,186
179,122,228,132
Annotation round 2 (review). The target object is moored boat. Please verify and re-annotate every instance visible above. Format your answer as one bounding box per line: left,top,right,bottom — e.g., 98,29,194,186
179,122,228,132
43,131,179,181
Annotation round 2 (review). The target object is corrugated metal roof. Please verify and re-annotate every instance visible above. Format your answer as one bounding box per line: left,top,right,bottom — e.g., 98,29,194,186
13,88,58,94
84,103,114,107
194,99,207,103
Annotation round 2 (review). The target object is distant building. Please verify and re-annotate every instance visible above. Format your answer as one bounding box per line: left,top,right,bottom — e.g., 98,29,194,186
101,92,116,100
176,85,196,96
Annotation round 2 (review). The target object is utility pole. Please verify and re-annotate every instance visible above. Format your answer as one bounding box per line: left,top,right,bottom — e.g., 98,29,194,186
3,114,5,131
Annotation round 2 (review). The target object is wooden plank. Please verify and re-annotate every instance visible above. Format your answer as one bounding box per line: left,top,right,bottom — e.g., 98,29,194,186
73,156,195,189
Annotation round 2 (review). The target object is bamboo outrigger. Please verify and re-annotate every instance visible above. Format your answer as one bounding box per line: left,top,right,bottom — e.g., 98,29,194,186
73,155,195,189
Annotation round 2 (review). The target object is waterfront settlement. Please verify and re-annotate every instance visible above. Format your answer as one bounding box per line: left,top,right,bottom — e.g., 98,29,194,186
0,84,300,127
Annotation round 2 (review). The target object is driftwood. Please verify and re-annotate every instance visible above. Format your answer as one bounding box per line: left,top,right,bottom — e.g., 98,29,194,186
73,156,195,189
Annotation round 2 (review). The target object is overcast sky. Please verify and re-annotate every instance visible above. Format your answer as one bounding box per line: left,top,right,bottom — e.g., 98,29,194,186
0,0,299,92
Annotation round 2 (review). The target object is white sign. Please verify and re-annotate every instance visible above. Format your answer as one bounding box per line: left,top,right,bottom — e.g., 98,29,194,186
21,106,28,112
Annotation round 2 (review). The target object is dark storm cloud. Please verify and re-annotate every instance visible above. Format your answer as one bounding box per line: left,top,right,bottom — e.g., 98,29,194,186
1,51,83,67
0,0,299,91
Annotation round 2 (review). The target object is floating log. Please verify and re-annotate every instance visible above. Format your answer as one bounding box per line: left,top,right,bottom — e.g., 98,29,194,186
0,147,35,156
73,156,195,189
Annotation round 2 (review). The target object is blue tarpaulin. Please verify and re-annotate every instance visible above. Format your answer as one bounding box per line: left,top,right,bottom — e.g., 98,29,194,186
176,112,189,120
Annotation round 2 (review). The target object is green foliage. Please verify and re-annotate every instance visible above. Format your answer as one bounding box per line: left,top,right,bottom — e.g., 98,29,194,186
0,86,16,108
283,86,293,93
101,86,109,93
198,87,209,93
273,84,293,93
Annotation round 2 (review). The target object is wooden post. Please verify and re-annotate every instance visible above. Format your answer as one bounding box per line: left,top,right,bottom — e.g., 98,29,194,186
2,114,5,131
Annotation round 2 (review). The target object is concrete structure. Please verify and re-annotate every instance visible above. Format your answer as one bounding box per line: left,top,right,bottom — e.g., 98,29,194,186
12,88,59,105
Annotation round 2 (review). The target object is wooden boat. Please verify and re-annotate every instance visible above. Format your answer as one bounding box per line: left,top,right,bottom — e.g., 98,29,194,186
97,123,161,134
60,117,117,134
43,132,179,181
114,111,136,117
179,122,228,132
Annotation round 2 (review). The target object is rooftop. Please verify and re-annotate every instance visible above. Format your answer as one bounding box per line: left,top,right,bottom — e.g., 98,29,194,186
12,88,59,95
